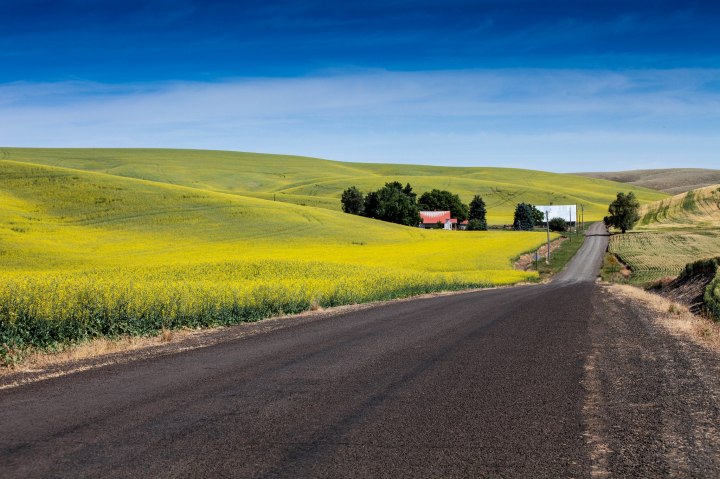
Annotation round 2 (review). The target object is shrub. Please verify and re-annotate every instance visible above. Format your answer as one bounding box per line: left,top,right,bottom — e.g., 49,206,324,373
467,219,487,231
548,217,567,232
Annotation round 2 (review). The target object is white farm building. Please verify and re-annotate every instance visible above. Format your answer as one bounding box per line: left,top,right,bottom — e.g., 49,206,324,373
535,205,577,225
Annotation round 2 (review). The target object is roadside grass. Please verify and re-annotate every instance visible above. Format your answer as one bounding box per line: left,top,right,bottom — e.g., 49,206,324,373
609,284,720,350
529,228,587,279
600,253,634,284
707,270,720,321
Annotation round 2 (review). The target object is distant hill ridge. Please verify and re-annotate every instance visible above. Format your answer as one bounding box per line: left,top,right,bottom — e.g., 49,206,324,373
576,168,720,195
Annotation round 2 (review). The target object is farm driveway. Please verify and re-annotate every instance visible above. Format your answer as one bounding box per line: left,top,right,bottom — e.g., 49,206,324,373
2,223,719,477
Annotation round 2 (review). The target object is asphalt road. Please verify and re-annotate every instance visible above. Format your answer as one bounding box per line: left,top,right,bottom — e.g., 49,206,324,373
2,223,719,477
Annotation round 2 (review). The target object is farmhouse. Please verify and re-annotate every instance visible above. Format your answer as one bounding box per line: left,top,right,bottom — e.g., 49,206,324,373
418,211,468,230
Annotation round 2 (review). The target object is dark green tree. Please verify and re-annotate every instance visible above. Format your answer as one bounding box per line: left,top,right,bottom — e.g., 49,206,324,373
468,195,487,230
340,186,364,215
529,205,545,226
607,192,640,233
466,219,486,231
513,203,535,231
362,181,420,226
548,217,567,232
418,189,468,222
402,182,417,200
362,191,380,219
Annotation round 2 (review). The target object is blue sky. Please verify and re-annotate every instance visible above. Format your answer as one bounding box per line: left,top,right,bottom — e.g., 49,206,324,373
1,0,719,171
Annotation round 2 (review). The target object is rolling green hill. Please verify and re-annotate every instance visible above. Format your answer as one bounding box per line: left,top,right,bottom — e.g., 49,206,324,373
637,184,720,230
0,148,667,225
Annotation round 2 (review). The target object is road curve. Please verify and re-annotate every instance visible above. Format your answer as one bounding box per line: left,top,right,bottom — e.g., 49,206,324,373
2,222,719,477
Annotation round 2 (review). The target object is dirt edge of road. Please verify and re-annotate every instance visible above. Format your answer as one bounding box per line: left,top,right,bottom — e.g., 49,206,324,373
607,283,720,352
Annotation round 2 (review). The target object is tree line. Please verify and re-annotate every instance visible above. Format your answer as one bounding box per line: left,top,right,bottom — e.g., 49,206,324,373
342,183,644,234
341,182,488,230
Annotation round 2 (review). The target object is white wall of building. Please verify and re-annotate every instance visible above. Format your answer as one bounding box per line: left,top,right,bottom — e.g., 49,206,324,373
536,205,577,223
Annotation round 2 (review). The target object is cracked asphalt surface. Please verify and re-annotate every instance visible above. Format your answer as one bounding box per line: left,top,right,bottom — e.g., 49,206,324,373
2,223,719,477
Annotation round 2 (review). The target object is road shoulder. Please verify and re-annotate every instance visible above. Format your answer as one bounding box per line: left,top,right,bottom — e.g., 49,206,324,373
583,284,720,477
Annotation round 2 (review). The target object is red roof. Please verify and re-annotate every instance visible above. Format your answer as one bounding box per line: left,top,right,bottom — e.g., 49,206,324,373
419,211,452,224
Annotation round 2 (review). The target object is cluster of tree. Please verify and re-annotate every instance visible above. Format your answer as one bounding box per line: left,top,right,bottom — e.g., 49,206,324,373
341,182,420,226
341,183,488,230
512,203,545,231
344,186,644,234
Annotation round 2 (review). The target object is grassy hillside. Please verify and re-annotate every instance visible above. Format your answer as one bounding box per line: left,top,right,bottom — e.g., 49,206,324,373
576,169,720,195
0,159,552,363
637,184,720,230
0,148,667,225
609,185,720,282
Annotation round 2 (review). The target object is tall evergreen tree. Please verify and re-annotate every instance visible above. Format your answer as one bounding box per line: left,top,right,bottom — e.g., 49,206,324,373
468,195,487,230
529,205,545,226
513,203,535,231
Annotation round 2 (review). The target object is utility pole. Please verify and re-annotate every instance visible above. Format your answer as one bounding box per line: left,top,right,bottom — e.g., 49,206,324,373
575,204,578,238
545,209,551,265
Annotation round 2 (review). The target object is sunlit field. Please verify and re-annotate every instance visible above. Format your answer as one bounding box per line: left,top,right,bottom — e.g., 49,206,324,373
609,230,720,283
636,185,720,230
1,159,551,362
610,185,720,282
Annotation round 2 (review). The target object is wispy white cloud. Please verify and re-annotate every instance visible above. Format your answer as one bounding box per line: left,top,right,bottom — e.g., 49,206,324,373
1,69,719,171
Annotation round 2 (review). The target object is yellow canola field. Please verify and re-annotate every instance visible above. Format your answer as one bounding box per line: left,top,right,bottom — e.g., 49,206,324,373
0,160,549,361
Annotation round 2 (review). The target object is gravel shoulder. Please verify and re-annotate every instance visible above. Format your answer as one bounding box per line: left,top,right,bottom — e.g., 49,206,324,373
584,284,720,477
